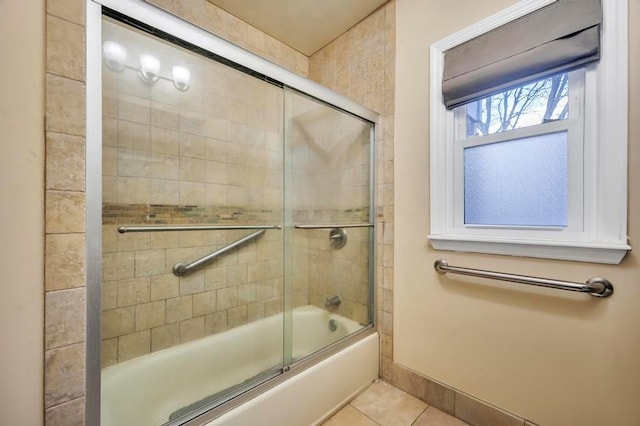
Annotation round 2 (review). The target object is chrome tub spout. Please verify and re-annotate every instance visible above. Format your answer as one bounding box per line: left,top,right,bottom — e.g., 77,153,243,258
324,295,342,308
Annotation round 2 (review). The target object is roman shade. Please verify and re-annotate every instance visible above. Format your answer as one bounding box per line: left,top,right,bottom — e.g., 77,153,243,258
442,0,602,110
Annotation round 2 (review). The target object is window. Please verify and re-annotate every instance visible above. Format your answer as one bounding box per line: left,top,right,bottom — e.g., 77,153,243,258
429,0,630,264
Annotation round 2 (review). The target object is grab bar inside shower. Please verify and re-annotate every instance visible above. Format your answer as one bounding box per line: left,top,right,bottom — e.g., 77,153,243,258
434,259,614,298
118,224,281,233
173,229,266,276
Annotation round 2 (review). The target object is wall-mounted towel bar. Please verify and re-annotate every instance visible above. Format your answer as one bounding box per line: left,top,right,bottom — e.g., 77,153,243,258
294,223,373,229
117,224,281,233
173,229,266,276
434,259,614,298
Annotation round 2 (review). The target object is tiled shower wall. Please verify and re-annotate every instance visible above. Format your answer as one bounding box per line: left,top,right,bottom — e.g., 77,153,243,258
43,0,311,423
309,1,396,381
99,21,297,365
44,0,388,423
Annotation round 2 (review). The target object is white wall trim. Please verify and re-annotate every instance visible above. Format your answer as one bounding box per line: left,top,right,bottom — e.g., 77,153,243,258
428,0,630,264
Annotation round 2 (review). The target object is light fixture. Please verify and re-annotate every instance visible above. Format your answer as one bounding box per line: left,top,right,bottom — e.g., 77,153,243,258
138,54,160,83
102,41,127,72
172,65,191,92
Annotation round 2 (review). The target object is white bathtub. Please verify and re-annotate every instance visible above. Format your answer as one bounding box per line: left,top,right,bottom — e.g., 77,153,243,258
101,305,378,426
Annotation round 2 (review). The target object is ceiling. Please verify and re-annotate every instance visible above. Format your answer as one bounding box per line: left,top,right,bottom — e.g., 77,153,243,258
207,0,389,56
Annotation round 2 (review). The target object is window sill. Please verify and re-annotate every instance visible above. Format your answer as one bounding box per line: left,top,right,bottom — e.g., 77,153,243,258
428,235,630,264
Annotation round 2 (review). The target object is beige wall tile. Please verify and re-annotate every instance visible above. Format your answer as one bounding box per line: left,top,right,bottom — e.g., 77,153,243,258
117,277,150,307
134,249,166,277
151,153,180,180
45,233,85,291
118,94,150,125
46,132,85,191
118,120,150,151
118,330,151,362
45,190,85,234
150,178,180,204
47,0,85,25
205,310,227,335
101,307,135,339
46,73,85,136
150,274,179,301
45,288,85,350
46,14,84,81
101,281,117,311
101,338,118,368
166,295,193,323
116,176,150,204
227,305,247,329
135,301,166,331
179,272,205,295
247,302,264,323
193,291,217,317
151,323,179,352
204,268,227,294
237,283,257,304
44,343,85,408
102,251,135,281
45,397,85,426
117,148,151,178
227,263,248,285
151,127,180,155
217,287,238,311
455,393,524,426
151,101,180,130
117,232,151,252
179,316,205,343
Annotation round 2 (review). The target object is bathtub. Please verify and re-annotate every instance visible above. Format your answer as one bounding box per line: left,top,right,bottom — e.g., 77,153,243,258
101,305,378,426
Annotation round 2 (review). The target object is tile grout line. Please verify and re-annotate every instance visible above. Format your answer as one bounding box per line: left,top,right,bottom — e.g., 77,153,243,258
348,402,384,425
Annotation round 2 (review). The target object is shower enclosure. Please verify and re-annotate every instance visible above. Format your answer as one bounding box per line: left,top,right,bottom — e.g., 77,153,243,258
88,2,377,425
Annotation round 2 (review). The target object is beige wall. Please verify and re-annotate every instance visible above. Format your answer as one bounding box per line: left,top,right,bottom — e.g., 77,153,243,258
394,1,640,425
0,1,45,425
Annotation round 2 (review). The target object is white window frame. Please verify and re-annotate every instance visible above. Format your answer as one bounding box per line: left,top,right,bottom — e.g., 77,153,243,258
428,0,630,264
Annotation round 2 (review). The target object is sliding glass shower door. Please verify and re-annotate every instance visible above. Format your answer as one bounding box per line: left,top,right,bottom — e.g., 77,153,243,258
285,88,374,362
98,10,375,426
100,16,286,425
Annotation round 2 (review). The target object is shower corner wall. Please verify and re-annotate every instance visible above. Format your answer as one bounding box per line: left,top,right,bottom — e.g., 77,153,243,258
308,0,397,383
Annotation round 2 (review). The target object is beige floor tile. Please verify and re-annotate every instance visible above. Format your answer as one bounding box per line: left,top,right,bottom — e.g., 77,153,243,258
414,407,470,426
351,381,427,426
323,405,378,426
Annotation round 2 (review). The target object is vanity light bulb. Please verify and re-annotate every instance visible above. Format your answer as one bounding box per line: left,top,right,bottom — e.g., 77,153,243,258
139,54,161,83
172,65,191,92
103,41,127,72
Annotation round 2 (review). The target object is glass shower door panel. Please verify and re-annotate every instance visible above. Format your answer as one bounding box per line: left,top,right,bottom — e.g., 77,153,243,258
100,17,284,426
285,88,373,362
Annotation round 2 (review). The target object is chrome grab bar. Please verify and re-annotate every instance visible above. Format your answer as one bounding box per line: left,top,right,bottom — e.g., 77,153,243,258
434,259,614,298
294,223,373,229
118,224,281,233
173,229,266,276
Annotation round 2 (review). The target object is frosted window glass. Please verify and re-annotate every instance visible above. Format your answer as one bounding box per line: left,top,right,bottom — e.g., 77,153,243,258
464,132,568,226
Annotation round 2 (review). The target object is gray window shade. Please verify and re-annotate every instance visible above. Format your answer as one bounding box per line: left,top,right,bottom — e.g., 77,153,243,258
442,0,601,110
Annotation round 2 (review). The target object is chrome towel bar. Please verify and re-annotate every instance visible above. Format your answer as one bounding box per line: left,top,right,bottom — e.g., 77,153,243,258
434,259,613,298
173,229,266,276
294,223,373,229
118,224,281,233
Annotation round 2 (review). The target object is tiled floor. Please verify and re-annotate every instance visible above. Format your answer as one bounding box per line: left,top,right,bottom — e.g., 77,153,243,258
321,380,469,426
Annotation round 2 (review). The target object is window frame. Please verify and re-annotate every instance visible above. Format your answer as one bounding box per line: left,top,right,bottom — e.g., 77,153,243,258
428,0,630,264
453,69,584,234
